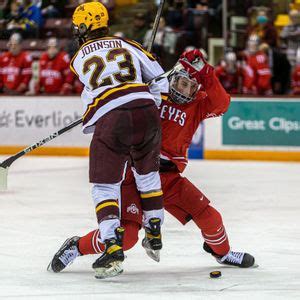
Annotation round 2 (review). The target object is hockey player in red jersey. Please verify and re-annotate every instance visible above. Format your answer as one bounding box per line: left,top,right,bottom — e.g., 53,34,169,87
48,49,255,276
36,38,74,95
0,33,32,94
215,51,254,94
292,65,300,94
245,35,272,95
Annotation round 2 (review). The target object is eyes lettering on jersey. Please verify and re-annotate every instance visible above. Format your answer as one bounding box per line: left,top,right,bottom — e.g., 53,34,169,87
82,48,137,90
160,104,186,126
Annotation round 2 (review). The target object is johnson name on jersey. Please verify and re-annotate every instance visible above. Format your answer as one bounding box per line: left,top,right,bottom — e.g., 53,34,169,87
70,37,169,133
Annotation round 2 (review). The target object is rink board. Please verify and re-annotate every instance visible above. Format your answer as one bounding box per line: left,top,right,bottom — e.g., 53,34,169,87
0,96,300,161
0,96,91,156
204,97,300,161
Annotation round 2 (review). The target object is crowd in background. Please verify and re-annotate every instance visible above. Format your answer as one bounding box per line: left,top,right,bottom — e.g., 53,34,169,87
1,0,300,96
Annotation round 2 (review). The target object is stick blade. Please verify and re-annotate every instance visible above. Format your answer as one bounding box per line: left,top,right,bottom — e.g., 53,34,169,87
0,167,8,190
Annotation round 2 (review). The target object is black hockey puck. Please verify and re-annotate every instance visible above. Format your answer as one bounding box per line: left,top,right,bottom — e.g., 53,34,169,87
209,271,222,278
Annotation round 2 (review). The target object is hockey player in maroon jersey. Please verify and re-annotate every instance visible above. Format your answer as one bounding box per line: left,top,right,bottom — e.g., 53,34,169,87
48,49,255,275
0,33,32,94
35,38,74,95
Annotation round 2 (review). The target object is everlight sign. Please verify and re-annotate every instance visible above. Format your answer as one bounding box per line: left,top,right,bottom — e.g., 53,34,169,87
222,100,300,146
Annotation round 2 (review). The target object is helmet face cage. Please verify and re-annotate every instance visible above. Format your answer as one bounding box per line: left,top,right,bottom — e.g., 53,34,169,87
72,23,89,46
169,70,199,104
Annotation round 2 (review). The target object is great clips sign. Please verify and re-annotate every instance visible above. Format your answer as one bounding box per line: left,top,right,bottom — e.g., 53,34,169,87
223,99,300,146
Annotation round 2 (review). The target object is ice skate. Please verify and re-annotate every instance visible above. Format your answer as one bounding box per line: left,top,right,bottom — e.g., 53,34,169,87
142,218,162,262
47,236,81,273
203,242,257,268
92,227,125,279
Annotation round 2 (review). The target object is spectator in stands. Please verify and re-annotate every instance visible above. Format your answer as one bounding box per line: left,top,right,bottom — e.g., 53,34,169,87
126,12,149,44
39,0,68,18
5,0,43,38
35,37,74,95
143,17,166,58
245,35,273,95
185,1,209,50
0,33,32,94
280,9,300,68
259,43,291,95
247,11,278,48
165,0,185,29
0,0,22,38
215,51,254,94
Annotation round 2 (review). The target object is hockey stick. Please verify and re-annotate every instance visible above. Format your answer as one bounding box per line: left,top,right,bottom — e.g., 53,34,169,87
0,118,82,190
0,1,168,190
0,64,183,190
147,0,165,52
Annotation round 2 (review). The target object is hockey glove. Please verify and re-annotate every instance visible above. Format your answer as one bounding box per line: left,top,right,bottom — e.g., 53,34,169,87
179,49,214,84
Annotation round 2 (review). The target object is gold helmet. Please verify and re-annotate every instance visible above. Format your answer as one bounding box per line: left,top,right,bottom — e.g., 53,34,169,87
72,2,109,44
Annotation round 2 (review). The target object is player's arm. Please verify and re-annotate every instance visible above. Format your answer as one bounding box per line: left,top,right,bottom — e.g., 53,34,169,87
130,42,169,105
180,49,230,119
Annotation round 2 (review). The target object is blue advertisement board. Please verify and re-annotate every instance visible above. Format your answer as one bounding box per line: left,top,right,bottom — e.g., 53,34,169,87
188,123,204,159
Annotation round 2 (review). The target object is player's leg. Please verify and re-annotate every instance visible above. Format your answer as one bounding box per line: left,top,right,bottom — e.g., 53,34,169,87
47,221,140,273
130,103,164,261
161,172,255,267
48,168,142,273
88,109,135,278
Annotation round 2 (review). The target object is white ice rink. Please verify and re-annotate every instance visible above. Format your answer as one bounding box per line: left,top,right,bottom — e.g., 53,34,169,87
0,156,299,300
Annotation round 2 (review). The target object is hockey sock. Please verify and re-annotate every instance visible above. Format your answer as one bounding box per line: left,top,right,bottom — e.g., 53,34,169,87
78,221,140,255
78,229,104,255
193,205,230,256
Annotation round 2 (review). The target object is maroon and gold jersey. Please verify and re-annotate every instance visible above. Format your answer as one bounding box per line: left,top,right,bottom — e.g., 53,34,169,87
70,37,168,134
160,71,230,173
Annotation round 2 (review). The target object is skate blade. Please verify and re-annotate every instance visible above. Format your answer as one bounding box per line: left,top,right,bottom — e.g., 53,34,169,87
0,167,8,190
47,262,54,272
145,248,160,262
94,261,123,279
217,261,259,269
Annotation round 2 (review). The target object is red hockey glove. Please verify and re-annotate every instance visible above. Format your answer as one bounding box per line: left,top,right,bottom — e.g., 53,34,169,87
180,49,206,63
179,49,214,84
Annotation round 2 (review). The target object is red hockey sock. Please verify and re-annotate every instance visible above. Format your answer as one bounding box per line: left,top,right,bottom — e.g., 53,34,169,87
78,229,104,255
78,221,140,255
193,205,230,256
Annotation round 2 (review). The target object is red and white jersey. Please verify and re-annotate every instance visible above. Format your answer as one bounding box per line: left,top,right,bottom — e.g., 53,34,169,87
215,64,254,94
0,51,32,91
159,71,231,173
70,36,169,134
38,51,74,94
291,65,300,95
246,51,272,95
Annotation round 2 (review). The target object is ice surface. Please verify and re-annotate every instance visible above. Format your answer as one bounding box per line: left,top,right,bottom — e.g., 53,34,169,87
0,156,299,300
